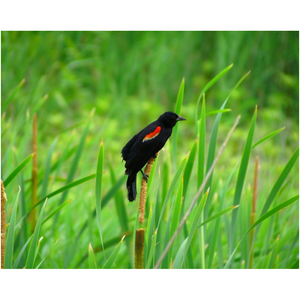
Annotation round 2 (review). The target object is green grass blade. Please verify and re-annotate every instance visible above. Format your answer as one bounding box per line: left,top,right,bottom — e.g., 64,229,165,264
224,195,299,268
183,140,198,204
16,174,96,228
179,189,209,268
230,107,257,252
145,229,158,269
2,78,25,111
260,147,299,216
25,199,48,269
109,164,128,232
13,236,32,269
158,156,187,227
95,141,105,254
102,235,125,269
40,137,58,198
208,163,238,268
206,109,231,115
252,127,285,149
3,154,34,187
171,78,185,169
35,239,60,269
172,237,188,269
197,95,206,188
42,200,71,225
4,187,21,269
89,243,98,269
195,64,233,131
198,205,239,228
205,71,250,193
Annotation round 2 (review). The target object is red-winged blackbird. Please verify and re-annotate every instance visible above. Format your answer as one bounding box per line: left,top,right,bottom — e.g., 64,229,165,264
121,111,186,201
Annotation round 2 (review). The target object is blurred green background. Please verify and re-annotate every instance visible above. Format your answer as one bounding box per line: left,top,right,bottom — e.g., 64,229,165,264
1,31,299,268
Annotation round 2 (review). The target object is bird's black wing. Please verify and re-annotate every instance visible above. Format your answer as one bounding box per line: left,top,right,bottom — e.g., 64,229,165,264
121,132,139,161
124,121,169,175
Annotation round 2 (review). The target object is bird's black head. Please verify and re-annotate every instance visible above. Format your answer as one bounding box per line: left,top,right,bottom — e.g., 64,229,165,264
158,111,186,128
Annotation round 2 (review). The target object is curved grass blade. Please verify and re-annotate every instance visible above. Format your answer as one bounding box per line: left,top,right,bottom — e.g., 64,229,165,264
3,154,34,187
40,137,59,198
16,174,96,228
172,238,188,269
35,238,59,269
95,141,105,255
230,107,257,253
183,139,198,204
198,205,239,228
195,64,233,132
171,78,185,169
205,71,250,194
4,187,21,269
252,127,285,149
206,109,231,115
89,243,98,269
158,155,187,227
2,78,25,111
13,236,32,269
198,95,206,189
179,189,209,268
42,200,71,225
25,198,48,269
102,235,125,269
260,147,299,216
224,195,299,268
145,229,158,269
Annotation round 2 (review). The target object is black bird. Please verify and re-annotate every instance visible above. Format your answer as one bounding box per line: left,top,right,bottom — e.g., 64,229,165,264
121,111,186,201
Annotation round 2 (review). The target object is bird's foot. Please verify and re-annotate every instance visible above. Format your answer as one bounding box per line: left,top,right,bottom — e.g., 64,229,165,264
140,170,149,183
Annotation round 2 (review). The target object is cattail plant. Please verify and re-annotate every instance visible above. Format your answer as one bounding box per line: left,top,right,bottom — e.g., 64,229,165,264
134,155,156,269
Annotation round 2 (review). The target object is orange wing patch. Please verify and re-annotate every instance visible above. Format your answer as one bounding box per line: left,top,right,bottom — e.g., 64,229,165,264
143,126,161,142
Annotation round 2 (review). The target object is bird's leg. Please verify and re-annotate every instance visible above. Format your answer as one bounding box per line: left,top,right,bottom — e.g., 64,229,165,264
140,169,149,182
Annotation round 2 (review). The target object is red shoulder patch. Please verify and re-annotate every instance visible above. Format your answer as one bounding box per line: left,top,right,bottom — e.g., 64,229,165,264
143,126,161,142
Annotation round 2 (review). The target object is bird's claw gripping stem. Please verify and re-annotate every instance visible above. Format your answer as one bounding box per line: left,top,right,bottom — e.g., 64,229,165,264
140,169,149,183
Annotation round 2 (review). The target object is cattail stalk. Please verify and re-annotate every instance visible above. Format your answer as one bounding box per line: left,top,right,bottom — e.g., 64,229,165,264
249,156,259,268
31,113,38,232
134,155,156,269
1,180,6,269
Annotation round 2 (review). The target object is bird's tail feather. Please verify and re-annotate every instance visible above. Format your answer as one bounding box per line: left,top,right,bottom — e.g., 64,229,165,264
127,174,137,202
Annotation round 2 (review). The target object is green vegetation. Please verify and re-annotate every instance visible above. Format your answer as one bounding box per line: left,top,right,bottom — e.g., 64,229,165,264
1,31,298,269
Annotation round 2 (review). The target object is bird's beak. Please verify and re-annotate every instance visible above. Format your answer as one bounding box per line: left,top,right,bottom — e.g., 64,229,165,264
176,115,186,121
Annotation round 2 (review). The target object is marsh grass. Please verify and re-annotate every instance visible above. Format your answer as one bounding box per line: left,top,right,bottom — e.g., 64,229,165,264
1,36,298,269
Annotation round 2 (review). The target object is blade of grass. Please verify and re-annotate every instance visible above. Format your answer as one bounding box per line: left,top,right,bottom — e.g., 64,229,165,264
172,238,188,269
195,64,233,133
40,137,59,199
4,187,21,269
25,198,48,269
2,78,25,111
145,229,158,269
95,140,105,255
12,236,32,269
89,243,98,269
180,189,209,268
230,107,257,256
224,195,299,268
205,71,251,200
16,174,96,228
42,200,71,225
252,127,285,149
197,95,206,189
35,238,60,269
171,78,185,169
102,235,125,269
157,155,187,227
206,109,231,115
3,154,34,187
